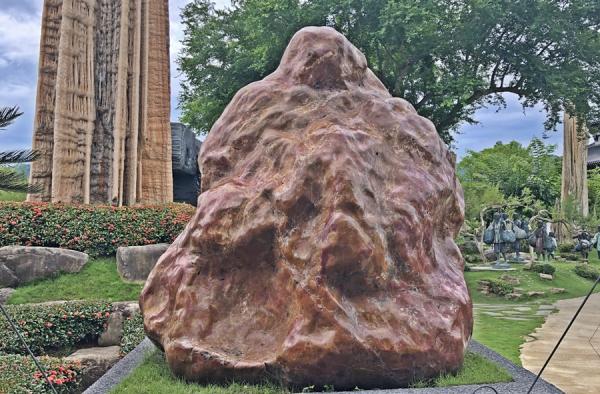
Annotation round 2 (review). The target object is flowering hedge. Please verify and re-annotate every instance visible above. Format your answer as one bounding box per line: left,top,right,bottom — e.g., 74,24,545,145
0,202,194,256
0,354,82,393
120,313,145,355
0,301,112,355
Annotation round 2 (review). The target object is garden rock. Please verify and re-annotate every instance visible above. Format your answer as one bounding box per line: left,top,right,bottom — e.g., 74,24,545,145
98,312,125,347
528,291,545,297
0,246,88,286
550,287,566,294
500,274,520,285
140,27,472,390
0,264,18,288
116,244,169,282
97,302,139,346
505,293,524,301
539,273,553,280
65,346,120,389
0,288,14,304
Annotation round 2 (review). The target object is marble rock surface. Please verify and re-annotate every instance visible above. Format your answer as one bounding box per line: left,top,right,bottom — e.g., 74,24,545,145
140,26,472,390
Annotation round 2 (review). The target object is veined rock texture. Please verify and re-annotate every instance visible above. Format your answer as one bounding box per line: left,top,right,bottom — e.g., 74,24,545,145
29,0,172,205
140,27,472,390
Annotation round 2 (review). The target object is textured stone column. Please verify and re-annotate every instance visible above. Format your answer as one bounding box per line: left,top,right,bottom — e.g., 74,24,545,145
29,0,64,202
139,0,173,203
28,0,172,205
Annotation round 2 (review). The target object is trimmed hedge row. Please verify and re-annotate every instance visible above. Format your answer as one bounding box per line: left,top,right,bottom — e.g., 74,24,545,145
0,354,82,393
120,313,145,355
0,202,194,256
0,301,112,355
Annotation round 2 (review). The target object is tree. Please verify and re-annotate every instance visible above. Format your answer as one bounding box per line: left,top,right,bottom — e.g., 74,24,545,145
179,0,600,143
457,138,561,218
0,106,38,193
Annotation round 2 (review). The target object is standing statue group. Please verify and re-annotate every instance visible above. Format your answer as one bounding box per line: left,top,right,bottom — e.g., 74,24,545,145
483,211,557,263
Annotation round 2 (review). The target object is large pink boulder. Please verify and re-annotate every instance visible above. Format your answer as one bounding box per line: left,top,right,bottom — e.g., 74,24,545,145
140,26,472,390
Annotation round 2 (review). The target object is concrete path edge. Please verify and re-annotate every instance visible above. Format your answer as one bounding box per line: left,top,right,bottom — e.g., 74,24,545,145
84,339,563,393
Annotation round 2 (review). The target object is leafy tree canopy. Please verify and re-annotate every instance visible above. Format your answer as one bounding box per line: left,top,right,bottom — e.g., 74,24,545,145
179,0,600,143
457,138,561,219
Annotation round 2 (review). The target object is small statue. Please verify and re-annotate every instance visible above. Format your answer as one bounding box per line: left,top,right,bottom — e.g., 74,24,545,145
511,213,528,261
591,225,600,260
533,221,549,261
574,228,592,261
547,231,558,260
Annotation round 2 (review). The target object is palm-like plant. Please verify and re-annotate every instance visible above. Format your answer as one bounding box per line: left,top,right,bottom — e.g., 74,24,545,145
0,106,39,193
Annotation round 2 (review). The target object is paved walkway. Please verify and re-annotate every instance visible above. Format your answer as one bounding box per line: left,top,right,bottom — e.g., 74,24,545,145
520,292,600,394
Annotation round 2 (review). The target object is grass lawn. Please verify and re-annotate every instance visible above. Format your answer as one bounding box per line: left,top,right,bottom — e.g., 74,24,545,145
465,254,600,364
0,190,25,202
7,258,143,305
112,350,511,393
472,311,544,365
465,258,600,305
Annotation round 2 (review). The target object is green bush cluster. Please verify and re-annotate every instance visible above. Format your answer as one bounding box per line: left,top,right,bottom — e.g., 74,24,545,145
557,242,575,253
574,264,600,281
0,354,82,393
479,279,514,297
120,313,145,355
532,264,556,276
0,301,112,355
0,202,194,256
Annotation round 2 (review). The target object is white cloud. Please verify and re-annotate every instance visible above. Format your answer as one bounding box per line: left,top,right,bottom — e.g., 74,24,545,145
0,12,41,66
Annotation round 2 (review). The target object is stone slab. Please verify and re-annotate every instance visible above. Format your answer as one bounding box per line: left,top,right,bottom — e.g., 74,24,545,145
66,346,121,390
470,266,517,272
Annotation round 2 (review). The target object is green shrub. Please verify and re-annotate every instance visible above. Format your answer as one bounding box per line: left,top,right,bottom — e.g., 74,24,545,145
560,252,581,261
0,202,194,256
558,242,575,253
0,301,112,355
532,264,556,276
478,279,514,296
0,354,82,393
574,264,600,280
120,313,145,355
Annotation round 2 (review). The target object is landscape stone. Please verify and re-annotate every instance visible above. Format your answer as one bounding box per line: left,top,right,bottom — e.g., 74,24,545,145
65,346,121,389
528,291,546,297
98,301,139,346
117,244,169,282
505,293,524,301
140,26,472,390
0,288,14,305
549,287,566,294
98,311,125,347
0,264,18,288
0,246,88,286
500,274,520,285
539,273,554,280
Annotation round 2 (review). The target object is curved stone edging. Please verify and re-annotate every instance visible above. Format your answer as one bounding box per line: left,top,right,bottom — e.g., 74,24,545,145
83,338,155,394
85,339,562,393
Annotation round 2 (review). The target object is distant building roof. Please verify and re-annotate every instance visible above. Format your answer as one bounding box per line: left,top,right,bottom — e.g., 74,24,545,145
588,135,600,168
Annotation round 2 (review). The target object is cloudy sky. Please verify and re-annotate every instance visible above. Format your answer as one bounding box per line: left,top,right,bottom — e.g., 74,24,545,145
0,0,563,158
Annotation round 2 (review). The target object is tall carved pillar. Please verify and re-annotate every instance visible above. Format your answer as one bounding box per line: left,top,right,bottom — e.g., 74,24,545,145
28,0,172,205
560,113,589,218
